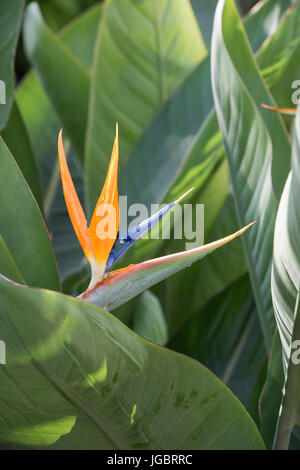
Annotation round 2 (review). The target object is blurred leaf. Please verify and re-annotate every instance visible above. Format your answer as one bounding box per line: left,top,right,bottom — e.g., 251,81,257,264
0,275,265,449
272,292,300,449
30,0,96,31
271,109,300,448
59,3,102,68
132,290,168,346
0,235,25,284
244,0,294,53
169,275,265,411
211,0,291,348
257,1,300,109
85,0,207,210
119,0,294,273
257,2,300,88
259,330,284,448
190,0,219,48
272,108,300,369
0,0,24,130
16,75,85,280
0,137,60,290
1,102,42,207
23,3,90,161
17,4,102,279
120,57,218,209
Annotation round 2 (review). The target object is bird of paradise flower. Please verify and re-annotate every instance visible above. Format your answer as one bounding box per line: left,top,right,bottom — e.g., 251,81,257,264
58,125,254,310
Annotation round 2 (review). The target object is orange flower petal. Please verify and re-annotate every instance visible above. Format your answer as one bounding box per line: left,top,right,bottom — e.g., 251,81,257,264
89,124,119,267
58,130,92,260
261,103,297,116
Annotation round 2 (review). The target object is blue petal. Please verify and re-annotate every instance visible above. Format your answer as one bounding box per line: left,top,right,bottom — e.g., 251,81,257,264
105,188,194,273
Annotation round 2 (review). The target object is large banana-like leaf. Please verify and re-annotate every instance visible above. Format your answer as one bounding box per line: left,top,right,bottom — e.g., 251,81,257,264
0,275,265,449
119,57,220,209
132,290,168,346
1,102,42,208
271,108,300,449
0,138,60,290
213,0,290,202
85,0,207,210
0,235,25,285
244,0,294,53
191,0,294,52
58,4,102,68
257,1,300,108
80,223,252,311
190,0,219,48
259,330,284,448
23,3,90,161
119,0,293,272
210,0,289,348
0,0,24,130
272,108,300,368
18,6,101,279
169,275,265,411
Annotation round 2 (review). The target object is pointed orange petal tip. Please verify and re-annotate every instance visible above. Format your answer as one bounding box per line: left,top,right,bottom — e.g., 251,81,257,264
58,130,92,260
261,103,297,116
89,124,120,268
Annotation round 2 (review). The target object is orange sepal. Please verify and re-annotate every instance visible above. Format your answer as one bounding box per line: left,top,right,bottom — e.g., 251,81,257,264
89,124,120,266
58,131,92,260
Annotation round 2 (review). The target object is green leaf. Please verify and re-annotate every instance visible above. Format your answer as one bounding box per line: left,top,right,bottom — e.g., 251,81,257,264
81,223,252,311
23,2,90,161
213,0,290,202
244,0,294,53
0,276,265,449
272,292,300,449
272,108,300,369
169,275,265,411
257,2,300,89
190,0,219,48
0,137,60,290
210,0,290,348
271,109,300,448
132,290,167,346
0,235,25,285
16,75,85,280
118,0,292,274
259,330,284,449
0,0,24,130
190,0,292,52
1,102,42,208
85,0,207,210
257,1,300,110
119,56,219,208
59,3,102,69
17,5,101,279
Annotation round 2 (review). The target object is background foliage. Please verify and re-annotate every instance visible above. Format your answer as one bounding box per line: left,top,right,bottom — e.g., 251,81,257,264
0,0,299,450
